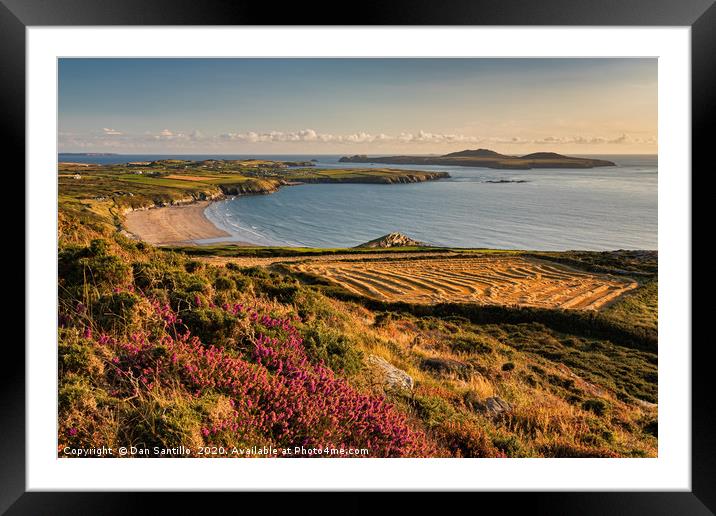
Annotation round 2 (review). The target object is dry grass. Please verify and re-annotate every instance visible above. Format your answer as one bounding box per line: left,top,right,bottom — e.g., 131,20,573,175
305,294,657,457
292,255,636,309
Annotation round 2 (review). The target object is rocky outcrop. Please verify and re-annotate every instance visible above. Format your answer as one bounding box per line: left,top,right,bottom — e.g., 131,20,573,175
356,232,428,249
366,355,414,393
464,393,512,419
218,181,280,196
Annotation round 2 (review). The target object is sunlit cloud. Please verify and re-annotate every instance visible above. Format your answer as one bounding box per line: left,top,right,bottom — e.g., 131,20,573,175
59,128,657,153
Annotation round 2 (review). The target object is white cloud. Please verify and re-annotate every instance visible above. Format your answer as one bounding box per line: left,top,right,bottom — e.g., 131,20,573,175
59,127,657,152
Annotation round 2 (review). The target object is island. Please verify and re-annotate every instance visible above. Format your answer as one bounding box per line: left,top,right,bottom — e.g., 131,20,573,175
339,148,616,169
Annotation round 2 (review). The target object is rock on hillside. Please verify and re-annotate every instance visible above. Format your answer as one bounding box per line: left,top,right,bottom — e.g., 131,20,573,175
366,355,414,393
356,232,428,248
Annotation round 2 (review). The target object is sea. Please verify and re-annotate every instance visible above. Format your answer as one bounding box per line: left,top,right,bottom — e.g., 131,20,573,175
59,153,658,251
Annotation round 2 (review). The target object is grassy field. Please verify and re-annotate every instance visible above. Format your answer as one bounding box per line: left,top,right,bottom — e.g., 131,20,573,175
57,159,657,458
290,255,637,309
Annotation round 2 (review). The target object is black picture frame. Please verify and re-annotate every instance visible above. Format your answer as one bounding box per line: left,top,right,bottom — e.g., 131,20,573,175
7,0,715,513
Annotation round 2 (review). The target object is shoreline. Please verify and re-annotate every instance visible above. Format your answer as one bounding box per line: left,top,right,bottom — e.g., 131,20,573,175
121,170,449,247
124,200,247,246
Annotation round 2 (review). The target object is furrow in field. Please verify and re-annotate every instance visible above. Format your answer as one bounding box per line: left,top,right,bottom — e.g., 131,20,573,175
338,268,412,295
288,255,635,310
326,271,393,300
356,266,457,296
376,268,471,295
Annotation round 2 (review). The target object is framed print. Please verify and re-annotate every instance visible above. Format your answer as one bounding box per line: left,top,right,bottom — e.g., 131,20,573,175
8,0,715,512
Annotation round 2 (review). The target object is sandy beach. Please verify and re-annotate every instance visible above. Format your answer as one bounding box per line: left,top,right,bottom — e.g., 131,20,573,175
124,201,231,246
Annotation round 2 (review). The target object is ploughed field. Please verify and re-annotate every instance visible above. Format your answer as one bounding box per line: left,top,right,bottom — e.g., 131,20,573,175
291,255,637,310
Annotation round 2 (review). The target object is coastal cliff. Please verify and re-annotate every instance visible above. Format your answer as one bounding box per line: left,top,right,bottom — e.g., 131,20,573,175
294,171,449,185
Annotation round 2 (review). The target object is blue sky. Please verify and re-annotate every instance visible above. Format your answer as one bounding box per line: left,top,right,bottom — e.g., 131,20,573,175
59,58,657,154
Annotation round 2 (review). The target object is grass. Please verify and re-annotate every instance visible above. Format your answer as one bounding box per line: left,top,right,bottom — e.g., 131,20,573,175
603,280,658,334
168,245,447,258
168,245,528,258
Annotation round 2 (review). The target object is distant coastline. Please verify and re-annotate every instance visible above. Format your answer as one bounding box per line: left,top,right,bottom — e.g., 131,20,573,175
340,149,616,170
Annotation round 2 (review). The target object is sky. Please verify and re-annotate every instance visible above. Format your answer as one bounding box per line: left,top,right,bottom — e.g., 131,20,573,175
58,58,657,155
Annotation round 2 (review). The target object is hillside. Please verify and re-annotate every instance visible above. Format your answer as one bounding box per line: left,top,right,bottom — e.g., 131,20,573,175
57,161,657,459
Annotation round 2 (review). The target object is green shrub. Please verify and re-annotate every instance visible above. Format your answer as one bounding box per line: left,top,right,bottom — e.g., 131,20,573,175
59,240,132,296
255,279,299,303
93,291,141,331
239,266,270,279
294,289,339,321
214,276,236,291
58,375,95,411
582,398,609,416
412,395,457,428
185,277,211,294
58,337,93,373
89,239,109,256
450,334,494,354
181,307,237,344
492,434,527,457
301,325,363,375
643,418,658,437
185,260,204,273
133,261,172,290
122,399,202,450
83,254,132,289
374,311,402,328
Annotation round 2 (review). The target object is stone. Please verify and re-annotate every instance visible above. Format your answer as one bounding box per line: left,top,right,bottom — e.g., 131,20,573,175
482,396,512,416
366,355,414,393
465,394,512,419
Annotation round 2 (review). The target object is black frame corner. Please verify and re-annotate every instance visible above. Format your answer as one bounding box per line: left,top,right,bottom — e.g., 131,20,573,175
8,0,716,513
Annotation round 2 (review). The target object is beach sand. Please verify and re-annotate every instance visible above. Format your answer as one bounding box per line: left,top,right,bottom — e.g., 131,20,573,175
124,201,231,246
